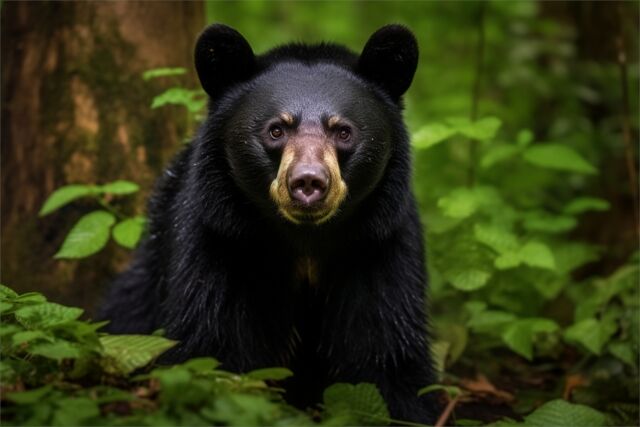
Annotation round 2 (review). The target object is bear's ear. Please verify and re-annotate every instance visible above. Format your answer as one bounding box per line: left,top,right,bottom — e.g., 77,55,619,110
357,25,419,101
194,24,256,98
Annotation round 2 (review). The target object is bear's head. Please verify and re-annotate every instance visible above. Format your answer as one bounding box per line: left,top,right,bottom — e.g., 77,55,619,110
193,24,418,227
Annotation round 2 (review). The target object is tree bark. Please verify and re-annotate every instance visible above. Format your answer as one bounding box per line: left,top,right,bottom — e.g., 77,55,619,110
1,1,204,312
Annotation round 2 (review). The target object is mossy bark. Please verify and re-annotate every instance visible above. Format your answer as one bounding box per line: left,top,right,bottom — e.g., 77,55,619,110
1,2,204,312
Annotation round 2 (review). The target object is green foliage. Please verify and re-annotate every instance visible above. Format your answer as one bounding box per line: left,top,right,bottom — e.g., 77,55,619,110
492,399,606,426
0,285,395,426
323,383,390,425
55,211,116,258
40,180,145,257
151,87,206,114
522,144,597,174
112,216,147,249
142,67,187,81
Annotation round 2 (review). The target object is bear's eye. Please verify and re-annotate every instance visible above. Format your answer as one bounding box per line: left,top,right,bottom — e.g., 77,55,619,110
269,125,284,139
337,127,351,141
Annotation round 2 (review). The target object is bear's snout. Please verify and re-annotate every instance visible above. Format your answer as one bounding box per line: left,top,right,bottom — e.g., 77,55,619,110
288,164,329,206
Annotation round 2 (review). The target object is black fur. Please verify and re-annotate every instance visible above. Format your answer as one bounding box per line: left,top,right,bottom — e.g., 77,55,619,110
101,24,438,423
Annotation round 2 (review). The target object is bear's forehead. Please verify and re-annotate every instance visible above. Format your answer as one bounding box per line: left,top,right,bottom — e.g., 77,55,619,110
247,62,373,113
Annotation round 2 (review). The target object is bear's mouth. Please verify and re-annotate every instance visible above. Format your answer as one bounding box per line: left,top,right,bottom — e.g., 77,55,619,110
277,204,340,225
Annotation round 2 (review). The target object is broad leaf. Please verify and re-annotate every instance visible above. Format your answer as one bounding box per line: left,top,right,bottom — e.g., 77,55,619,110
112,216,146,249
447,117,502,141
474,223,519,254
501,318,558,360
14,303,83,329
563,197,610,215
563,317,617,355
323,383,389,425
523,144,597,174
446,268,491,291
438,188,479,219
100,335,177,374
5,385,53,404
467,310,516,334
524,399,606,426
523,211,577,233
412,123,456,149
99,180,139,195
481,145,520,169
39,185,97,216
54,211,116,259
52,397,100,426
519,241,556,270
29,340,81,360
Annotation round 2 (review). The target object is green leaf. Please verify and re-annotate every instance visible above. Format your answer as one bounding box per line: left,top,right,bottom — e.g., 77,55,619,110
0,324,22,338
563,197,610,215
523,144,597,174
142,67,187,81
39,185,97,216
501,318,558,360
564,317,617,355
481,145,521,169
246,367,294,381
54,211,116,259
516,129,534,147
323,383,389,425
523,211,577,233
53,397,100,426
412,123,456,149
445,117,502,141
524,399,606,426
12,330,50,346
181,357,220,373
608,341,636,367
467,310,516,334
6,385,53,404
100,335,177,374
519,241,556,269
14,303,83,329
204,393,281,426
112,216,146,249
458,116,502,140
29,340,81,360
435,322,468,366
98,180,139,195
474,223,519,254
446,268,491,291
151,87,206,113
14,292,47,303
438,188,478,219
552,243,600,275
0,284,19,299
0,301,13,314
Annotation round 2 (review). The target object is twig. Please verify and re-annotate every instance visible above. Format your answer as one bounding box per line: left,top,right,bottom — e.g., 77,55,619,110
467,2,487,187
435,394,460,427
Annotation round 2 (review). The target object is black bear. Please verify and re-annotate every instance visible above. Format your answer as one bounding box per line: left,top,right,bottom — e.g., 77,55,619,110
101,24,438,423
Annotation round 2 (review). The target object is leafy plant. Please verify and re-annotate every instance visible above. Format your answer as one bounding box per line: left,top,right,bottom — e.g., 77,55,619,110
0,285,399,427
144,66,207,124
39,181,145,258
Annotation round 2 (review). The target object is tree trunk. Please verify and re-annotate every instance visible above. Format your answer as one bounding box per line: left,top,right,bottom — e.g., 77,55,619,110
1,1,204,312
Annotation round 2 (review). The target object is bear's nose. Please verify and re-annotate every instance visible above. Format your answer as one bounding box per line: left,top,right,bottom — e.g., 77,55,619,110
288,165,329,205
